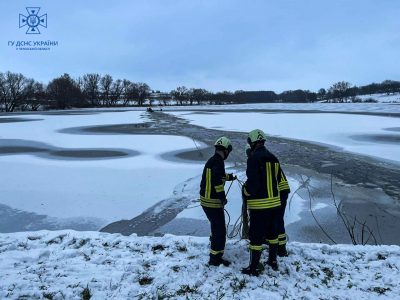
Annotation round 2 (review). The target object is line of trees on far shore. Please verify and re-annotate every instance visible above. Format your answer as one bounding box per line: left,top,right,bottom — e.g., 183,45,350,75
1,71,400,112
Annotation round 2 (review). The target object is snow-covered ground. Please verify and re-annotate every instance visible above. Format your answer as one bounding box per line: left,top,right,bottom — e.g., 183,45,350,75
0,230,398,299
357,93,400,103
162,102,400,114
0,112,203,228
168,111,400,163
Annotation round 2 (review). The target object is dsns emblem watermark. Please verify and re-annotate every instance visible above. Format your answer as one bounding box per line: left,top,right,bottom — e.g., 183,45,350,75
19,7,47,34
9,7,57,50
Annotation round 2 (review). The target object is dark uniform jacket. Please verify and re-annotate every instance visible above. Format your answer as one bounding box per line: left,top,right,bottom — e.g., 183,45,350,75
244,146,290,210
200,153,233,208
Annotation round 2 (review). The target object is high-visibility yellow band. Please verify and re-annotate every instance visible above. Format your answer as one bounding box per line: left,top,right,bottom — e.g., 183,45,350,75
210,249,224,255
215,184,224,193
247,197,281,209
278,181,290,192
268,238,279,245
249,245,263,251
200,196,223,208
278,233,287,245
206,168,212,199
266,163,273,199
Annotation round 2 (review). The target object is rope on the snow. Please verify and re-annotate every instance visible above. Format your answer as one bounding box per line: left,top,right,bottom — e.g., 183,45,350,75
184,177,248,239
226,179,248,239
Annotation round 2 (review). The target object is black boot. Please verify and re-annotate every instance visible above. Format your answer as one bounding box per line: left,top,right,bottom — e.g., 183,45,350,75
267,244,278,271
278,244,289,257
241,250,263,276
209,253,231,267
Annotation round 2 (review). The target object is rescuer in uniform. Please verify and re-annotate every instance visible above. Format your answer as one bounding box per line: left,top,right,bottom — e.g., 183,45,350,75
241,129,288,275
244,141,290,256
200,136,235,266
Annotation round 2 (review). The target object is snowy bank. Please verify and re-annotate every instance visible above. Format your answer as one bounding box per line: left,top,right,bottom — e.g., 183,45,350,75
0,231,399,299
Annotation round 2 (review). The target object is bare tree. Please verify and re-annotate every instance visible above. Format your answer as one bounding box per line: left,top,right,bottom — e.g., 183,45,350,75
213,91,233,105
317,88,326,101
109,79,122,106
328,81,352,103
127,82,140,106
121,79,133,106
0,71,29,112
24,80,47,111
136,82,150,106
76,76,83,89
171,86,188,105
47,74,83,109
0,73,6,112
82,73,100,106
190,88,209,105
100,74,113,106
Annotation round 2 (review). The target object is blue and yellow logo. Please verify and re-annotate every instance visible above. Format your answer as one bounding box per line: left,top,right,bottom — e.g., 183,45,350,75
19,7,47,34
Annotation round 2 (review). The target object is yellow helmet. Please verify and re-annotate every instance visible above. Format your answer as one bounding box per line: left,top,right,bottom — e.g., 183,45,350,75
214,136,233,153
247,129,266,144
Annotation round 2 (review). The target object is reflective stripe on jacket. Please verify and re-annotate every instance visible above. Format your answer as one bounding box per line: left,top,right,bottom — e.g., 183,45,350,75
245,146,289,210
199,153,227,208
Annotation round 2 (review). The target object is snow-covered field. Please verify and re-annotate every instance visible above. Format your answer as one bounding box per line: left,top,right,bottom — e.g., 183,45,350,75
0,230,399,299
169,111,400,163
163,102,400,114
0,112,203,228
357,93,400,103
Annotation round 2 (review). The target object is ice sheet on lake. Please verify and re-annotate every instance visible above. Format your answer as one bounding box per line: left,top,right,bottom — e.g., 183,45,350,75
169,111,400,163
0,111,204,227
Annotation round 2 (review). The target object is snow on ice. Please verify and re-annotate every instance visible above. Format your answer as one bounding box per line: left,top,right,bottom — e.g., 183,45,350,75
169,111,400,163
163,102,400,114
0,111,203,226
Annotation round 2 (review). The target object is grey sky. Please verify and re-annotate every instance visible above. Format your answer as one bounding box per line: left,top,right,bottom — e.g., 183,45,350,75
1,0,399,92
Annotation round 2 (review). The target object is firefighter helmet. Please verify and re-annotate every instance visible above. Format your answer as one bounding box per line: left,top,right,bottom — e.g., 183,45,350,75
247,129,267,144
214,136,233,153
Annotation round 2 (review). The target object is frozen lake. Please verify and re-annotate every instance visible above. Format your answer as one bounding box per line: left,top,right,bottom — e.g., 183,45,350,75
0,111,203,231
1,106,400,245
169,111,400,163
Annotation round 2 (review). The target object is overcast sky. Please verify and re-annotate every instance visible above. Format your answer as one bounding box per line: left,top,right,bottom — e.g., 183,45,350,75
1,1,399,92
